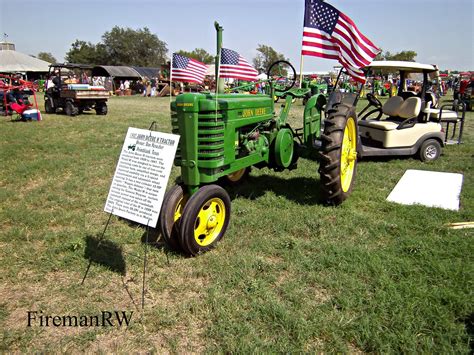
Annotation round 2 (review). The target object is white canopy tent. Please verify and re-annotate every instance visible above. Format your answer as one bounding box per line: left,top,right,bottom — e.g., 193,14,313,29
0,50,51,73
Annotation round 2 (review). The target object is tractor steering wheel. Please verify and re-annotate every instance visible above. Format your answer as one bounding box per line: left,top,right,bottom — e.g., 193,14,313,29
366,93,382,108
267,60,297,93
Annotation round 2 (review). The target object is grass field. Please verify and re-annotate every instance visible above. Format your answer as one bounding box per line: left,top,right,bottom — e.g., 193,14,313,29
0,93,473,352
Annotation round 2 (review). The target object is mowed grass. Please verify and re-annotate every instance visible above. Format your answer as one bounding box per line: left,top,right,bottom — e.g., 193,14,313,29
0,93,472,352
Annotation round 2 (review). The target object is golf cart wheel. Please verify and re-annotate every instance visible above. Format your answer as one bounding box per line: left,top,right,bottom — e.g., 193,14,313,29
96,102,108,115
223,167,250,185
159,184,188,251
179,185,231,256
45,99,54,114
318,104,358,205
65,101,78,116
419,139,441,162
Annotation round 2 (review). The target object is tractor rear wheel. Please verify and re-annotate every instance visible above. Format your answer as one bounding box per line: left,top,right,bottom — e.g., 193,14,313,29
318,104,358,205
179,185,231,256
159,184,188,251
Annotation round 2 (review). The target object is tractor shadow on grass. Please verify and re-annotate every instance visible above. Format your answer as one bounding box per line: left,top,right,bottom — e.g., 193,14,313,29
227,174,323,206
83,235,126,276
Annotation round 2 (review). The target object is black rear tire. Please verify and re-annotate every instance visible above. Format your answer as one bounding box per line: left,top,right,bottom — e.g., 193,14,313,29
318,104,358,205
419,139,441,162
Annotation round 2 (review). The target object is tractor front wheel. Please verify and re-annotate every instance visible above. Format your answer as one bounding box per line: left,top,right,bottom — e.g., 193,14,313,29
179,185,231,256
159,184,188,251
318,104,358,205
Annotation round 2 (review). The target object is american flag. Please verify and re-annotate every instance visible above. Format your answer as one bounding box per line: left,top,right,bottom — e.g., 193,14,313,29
219,48,258,81
301,0,379,83
171,53,208,83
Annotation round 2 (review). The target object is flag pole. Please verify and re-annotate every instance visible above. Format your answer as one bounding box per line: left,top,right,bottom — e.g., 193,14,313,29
169,56,173,107
215,48,221,122
299,54,304,88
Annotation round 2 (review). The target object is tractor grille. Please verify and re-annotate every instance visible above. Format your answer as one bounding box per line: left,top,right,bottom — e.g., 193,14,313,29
170,110,182,162
171,110,225,165
197,112,225,162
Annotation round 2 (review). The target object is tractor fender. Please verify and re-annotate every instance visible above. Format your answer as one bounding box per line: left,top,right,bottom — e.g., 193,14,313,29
304,93,326,112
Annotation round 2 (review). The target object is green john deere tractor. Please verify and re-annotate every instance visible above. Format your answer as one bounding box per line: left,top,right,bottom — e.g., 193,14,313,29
159,23,359,256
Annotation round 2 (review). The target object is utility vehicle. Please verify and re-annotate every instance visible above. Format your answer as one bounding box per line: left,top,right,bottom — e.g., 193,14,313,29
45,63,109,116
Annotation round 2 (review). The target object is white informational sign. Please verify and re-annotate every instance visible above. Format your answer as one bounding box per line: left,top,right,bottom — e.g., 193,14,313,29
104,127,180,227
387,169,463,211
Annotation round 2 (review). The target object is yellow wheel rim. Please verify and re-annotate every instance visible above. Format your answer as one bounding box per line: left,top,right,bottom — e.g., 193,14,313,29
173,196,188,222
227,168,246,183
194,198,226,246
340,117,357,193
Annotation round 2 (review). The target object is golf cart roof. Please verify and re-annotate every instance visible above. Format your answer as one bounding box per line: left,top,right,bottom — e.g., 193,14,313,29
364,61,438,73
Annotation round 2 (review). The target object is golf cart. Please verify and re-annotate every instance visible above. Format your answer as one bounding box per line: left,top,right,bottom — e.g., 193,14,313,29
45,63,109,116
356,61,465,161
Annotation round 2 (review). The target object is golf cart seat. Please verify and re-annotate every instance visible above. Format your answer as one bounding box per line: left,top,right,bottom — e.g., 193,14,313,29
359,97,441,148
382,95,404,116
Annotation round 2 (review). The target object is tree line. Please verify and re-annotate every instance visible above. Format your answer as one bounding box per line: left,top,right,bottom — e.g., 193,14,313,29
36,26,417,70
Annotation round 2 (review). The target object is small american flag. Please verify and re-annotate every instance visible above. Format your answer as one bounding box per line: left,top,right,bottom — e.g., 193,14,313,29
301,0,379,83
219,48,258,81
171,53,208,84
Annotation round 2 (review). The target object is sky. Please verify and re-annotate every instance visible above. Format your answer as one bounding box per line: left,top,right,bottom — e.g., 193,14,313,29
1,0,473,72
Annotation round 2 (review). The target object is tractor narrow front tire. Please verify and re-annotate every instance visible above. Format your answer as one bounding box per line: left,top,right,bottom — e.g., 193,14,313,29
159,184,188,251
318,104,358,205
179,185,231,256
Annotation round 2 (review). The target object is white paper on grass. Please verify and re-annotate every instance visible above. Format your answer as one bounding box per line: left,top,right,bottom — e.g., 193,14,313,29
386,169,463,211
104,127,180,227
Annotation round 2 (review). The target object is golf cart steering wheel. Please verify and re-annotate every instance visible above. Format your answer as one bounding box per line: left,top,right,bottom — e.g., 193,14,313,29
267,60,296,92
359,93,384,121
366,93,382,108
